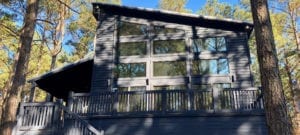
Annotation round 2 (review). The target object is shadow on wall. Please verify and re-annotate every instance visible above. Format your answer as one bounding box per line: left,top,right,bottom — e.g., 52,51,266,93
91,115,267,135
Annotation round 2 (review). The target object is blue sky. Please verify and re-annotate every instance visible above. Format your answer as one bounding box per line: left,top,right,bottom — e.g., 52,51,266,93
122,0,239,13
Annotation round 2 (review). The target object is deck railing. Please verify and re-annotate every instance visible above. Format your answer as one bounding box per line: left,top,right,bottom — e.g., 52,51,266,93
70,87,264,116
17,102,60,130
16,101,103,135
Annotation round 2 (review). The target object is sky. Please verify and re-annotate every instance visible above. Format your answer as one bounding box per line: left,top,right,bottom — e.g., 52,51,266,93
121,0,239,13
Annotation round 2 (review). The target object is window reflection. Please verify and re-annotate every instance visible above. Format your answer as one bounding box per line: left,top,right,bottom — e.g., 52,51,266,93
118,42,147,56
154,85,187,90
192,59,229,75
118,22,148,36
153,26,184,34
153,61,186,76
118,86,146,91
116,63,146,78
192,37,226,52
153,40,186,54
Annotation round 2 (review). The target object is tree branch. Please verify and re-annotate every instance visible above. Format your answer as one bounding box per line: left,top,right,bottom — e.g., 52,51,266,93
0,23,20,37
36,19,54,25
56,0,79,14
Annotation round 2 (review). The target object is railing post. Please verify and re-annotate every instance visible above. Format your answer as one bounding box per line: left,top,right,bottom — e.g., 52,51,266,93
112,89,119,116
55,99,63,130
212,86,220,112
68,91,74,112
29,82,36,102
189,90,195,111
162,89,167,114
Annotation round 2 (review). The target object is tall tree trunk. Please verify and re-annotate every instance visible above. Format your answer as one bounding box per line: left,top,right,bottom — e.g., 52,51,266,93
0,0,39,134
250,0,292,135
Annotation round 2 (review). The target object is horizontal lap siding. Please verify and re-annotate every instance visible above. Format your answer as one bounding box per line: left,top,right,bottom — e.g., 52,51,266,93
227,35,253,87
91,14,116,92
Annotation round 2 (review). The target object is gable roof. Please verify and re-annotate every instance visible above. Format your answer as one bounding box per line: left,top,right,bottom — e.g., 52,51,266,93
92,2,253,36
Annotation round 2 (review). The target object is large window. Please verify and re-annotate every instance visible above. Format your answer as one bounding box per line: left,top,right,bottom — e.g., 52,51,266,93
192,59,229,75
192,37,227,52
115,21,232,90
118,42,147,56
116,63,146,78
153,61,186,76
153,40,186,54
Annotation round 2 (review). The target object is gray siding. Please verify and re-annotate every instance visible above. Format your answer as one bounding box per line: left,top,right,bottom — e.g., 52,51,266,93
90,116,267,135
227,35,253,87
91,14,116,92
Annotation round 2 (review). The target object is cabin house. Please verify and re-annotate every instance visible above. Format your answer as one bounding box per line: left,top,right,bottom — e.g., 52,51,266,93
14,3,267,135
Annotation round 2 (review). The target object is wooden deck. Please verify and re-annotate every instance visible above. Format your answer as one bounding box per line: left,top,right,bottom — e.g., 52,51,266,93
15,87,265,135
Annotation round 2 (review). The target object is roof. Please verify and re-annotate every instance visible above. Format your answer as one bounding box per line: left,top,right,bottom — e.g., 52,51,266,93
92,2,253,36
29,56,94,100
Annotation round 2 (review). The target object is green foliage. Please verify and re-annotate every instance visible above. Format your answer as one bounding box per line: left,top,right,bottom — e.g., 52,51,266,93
159,0,190,13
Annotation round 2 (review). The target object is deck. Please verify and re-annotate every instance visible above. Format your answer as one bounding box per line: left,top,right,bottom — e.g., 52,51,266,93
15,87,266,135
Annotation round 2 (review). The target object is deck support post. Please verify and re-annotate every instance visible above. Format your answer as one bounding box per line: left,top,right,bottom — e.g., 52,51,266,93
29,81,36,102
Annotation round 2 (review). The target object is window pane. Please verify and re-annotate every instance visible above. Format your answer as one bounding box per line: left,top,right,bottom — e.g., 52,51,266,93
216,37,226,51
130,86,146,91
192,37,227,52
205,38,217,51
153,61,186,76
218,59,229,74
192,39,204,52
192,59,229,75
118,42,147,56
192,60,211,75
192,85,211,90
118,86,146,91
153,40,186,54
153,26,184,34
154,85,187,90
118,87,129,91
214,83,231,89
118,21,148,36
116,63,146,78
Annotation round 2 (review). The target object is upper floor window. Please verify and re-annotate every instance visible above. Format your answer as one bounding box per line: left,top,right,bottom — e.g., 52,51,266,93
118,42,147,56
192,59,229,75
153,39,186,54
116,63,146,78
118,21,148,36
192,37,227,52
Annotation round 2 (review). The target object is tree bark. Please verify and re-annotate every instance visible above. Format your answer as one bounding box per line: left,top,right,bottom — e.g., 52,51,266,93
250,0,292,135
0,0,39,134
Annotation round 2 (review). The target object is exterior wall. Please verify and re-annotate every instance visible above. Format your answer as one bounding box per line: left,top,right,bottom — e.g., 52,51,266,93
91,13,116,92
91,14,253,92
90,115,267,135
